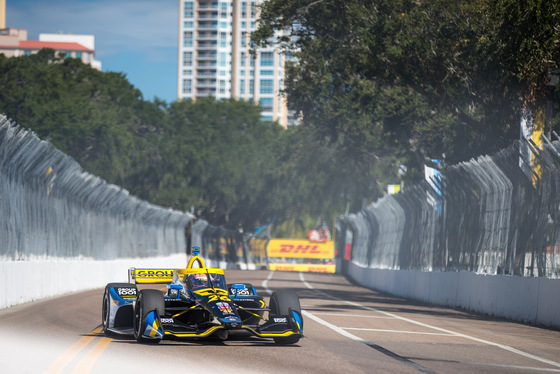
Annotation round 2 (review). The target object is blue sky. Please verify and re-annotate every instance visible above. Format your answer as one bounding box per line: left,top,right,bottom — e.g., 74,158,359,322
7,0,178,103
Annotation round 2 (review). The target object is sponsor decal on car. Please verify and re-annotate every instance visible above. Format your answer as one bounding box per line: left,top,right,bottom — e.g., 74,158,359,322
136,270,174,277
231,287,251,295
273,317,287,323
117,287,137,297
216,301,234,314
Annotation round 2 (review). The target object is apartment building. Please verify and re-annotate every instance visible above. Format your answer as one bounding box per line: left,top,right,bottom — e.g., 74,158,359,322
177,0,296,127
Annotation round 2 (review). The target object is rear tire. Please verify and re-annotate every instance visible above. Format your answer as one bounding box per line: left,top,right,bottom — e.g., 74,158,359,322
133,289,165,344
269,289,302,344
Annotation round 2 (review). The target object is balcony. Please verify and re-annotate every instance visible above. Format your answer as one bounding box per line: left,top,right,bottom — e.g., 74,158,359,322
196,80,217,88
197,32,218,41
197,61,218,68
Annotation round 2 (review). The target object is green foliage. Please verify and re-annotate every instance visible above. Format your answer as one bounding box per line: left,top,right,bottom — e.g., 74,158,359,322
253,0,560,170
0,52,349,232
0,49,154,187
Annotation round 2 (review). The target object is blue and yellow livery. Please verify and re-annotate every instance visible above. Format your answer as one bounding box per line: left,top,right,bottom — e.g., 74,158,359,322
101,247,303,345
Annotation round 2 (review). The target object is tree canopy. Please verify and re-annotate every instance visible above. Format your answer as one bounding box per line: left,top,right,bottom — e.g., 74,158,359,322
0,50,351,231
252,0,560,171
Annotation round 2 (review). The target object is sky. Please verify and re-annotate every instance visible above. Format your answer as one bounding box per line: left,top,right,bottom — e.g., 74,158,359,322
7,0,179,103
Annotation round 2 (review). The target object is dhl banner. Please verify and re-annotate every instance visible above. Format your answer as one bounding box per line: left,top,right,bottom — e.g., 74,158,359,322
268,263,336,273
266,239,334,259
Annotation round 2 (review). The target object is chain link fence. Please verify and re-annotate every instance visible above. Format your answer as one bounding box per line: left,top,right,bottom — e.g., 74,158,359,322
339,139,560,278
0,116,194,260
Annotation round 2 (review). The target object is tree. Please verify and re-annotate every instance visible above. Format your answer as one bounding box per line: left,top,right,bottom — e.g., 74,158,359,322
252,0,560,171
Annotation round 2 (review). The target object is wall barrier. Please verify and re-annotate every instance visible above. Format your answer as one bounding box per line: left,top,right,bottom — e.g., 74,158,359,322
347,262,560,329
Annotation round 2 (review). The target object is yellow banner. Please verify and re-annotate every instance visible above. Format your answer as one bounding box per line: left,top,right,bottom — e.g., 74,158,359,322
532,109,544,188
268,263,336,273
267,239,334,259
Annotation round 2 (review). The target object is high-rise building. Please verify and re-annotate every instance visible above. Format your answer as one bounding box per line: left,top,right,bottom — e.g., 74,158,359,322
177,0,295,127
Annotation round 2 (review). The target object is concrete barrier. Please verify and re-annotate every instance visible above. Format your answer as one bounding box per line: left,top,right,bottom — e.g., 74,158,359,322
0,254,188,310
347,262,560,329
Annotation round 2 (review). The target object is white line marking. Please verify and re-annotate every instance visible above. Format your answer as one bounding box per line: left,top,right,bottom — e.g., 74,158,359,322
340,327,455,336
302,310,373,342
298,272,560,369
307,312,394,319
262,271,274,294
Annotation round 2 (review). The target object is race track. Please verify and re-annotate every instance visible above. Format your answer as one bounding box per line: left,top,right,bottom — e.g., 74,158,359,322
2,270,560,374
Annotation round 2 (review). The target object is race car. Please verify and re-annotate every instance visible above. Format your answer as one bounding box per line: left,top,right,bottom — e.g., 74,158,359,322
101,247,303,344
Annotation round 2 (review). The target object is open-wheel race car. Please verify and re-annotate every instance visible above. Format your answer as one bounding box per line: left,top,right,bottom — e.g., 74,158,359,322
101,247,303,344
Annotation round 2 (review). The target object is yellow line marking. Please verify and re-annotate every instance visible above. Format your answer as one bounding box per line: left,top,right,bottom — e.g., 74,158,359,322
70,337,112,374
43,326,106,374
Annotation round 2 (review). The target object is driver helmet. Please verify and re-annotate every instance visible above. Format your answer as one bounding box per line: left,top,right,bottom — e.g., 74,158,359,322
192,273,208,288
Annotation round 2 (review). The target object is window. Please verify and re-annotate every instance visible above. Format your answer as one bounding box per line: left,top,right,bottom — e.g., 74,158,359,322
220,3,228,18
183,69,192,75
183,79,192,94
183,51,193,66
220,22,228,28
184,2,193,17
184,31,193,47
250,2,256,18
75,52,82,59
241,32,246,47
260,79,273,93
184,21,193,28
219,52,227,67
260,52,274,66
261,70,273,76
220,32,227,47
240,52,245,67
249,79,254,94
260,98,273,111
219,80,226,94
240,79,245,94
261,115,273,122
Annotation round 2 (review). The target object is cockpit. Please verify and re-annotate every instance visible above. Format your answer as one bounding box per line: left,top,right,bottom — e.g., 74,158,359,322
185,271,226,291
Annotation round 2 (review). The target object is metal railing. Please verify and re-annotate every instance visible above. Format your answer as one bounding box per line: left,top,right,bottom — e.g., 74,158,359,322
338,139,560,278
0,116,194,260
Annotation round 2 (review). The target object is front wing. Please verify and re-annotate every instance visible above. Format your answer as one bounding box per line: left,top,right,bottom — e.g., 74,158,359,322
140,309,304,341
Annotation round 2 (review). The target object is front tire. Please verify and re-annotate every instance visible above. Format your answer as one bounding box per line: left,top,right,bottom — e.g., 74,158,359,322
133,289,165,344
269,289,302,344
102,282,136,336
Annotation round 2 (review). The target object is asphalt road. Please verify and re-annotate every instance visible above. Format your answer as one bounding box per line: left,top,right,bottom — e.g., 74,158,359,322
2,270,560,374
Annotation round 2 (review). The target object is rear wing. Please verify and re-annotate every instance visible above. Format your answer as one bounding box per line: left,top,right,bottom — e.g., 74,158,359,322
128,268,176,284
